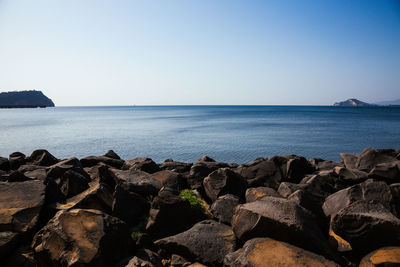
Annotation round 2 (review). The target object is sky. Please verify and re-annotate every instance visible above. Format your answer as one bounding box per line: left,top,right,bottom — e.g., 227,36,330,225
0,0,399,106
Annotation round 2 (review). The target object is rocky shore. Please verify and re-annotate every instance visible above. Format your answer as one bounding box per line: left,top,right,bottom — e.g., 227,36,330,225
0,148,399,266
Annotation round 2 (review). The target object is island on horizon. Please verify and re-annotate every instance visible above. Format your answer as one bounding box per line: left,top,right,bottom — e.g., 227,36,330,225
333,98,377,107
0,90,55,108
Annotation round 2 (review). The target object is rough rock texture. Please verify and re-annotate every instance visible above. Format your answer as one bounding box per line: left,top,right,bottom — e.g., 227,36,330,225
9,152,26,170
236,159,282,189
158,160,192,173
245,187,281,202
322,179,392,217
104,150,121,160
146,194,208,239
123,157,160,173
224,237,339,267
333,166,368,185
80,155,124,169
210,194,239,225
369,161,400,183
32,209,132,267
391,183,400,217
188,161,229,190
155,220,236,267
28,150,58,167
0,180,46,233
331,200,400,254
110,169,162,197
151,170,188,191
285,156,315,183
232,197,337,259
359,246,400,267
203,168,247,202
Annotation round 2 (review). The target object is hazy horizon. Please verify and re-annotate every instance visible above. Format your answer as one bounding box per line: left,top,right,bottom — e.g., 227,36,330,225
1,0,399,106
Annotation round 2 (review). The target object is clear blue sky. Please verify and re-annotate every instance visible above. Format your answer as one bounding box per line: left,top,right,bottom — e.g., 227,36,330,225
0,0,399,106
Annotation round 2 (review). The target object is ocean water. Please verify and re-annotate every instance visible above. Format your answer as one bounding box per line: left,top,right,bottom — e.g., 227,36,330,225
0,106,399,163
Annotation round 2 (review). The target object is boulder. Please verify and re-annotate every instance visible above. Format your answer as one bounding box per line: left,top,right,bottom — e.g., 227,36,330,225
0,180,46,233
152,170,188,191
155,220,236,267
110,169,162,197
1,170,31,182
85,163,116,190
104,149,121,160
285,156,315,183
224,237,339,267
390,183,400,217
122,157,160,173
0,231,20,259
322,179,392,217
232,197,337,259
188,161,229,190
158,160,192,174
146,194,208,239
359,246,400,267
80,155,124,169
245,187,281,202
46,157,88,180
310,158,343,171
369,161,400,183
55,180,113,214
56,169,91,199
24,169,47,181
203,168,247,202
197,155,216,162
27,149,58,167
357,148,398,172
0,157,10,171
236,159,282,189
333,166,368,185
331,200,400,254
340,153,358,169
112,183,150,226
300,171,345,199
210,194,239,225
9,152,26,170
32,209,132,267
277,182,308,198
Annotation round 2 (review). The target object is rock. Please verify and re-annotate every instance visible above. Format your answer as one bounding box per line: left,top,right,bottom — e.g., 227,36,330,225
123,157,160,173
1,170,31,182
357,148,398,172
310,158,343,171
300,171,345,199
369,161,400,183
333,166,368,185
245,187,281,202
9,152,26,170
170,254,191,266
359,246,400,267
188,161,229,190
158,161,192,173
331,200,400,254
186,264,207,267
57,169,91,199
232,197,337,259
0,231,20,259
146,194,208,239
152,170,188,191
155,220,236,267
340,153,358,169
116,249,162,267
112,183,150,226
4,245,37,267
80,155,124,169
224,237,339,267
110,169,162,197
236,159,282,189
197,155,216,162
32,209,132,267
27,149,58,166
46,157,87,179
277,182,308,198
0,157,10,171
0,180,45,233
210,194,240,225
55,180,113,214
390,183,400,217
322,179,392,217
285,156,315,183
104,149,121,159
85,164,116,190
203,168,247,202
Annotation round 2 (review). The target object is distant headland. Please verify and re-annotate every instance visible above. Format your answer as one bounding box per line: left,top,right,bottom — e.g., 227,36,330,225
0,90,55,108
333,98,377,107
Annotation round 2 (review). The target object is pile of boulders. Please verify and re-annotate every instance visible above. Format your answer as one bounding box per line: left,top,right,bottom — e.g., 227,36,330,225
0,147,399,266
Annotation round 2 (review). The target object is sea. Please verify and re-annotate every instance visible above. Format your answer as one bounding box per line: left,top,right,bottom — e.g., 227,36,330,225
0,106,399,164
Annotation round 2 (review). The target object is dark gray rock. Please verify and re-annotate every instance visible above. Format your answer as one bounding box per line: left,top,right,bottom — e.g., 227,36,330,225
122,157,160,173
0,157,10,172
9,152,26,170
285,156,315,183
369,161,400,183
81,155,124,169
245,186,281,203
158,161,192,174
0,231,20,259
277,182,308,198
151,170,188,191
104,150,121,160
188,161,229,190
390,183,400,217
197,155,216,162
203,168,247,202
210,194,239,225
27,149,58,167
333,166,368,185
155,220,236,267
356,148,398,172
236,159,282,189
110,169,162,197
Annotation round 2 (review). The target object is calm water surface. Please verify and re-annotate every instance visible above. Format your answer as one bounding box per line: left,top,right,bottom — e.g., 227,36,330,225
0,106,399,163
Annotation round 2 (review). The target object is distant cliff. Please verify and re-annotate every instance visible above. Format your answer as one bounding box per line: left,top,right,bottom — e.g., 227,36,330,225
0,90,55,108
333,98,376,107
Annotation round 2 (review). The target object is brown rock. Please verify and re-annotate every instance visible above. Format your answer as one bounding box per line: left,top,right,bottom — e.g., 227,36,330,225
110,169,162,197
188,161,229,190
0,180,45,233
32,209,132,267
340,153,358,169
104,149,121,160
158,161,192,174
245,187,281,202
122,157,160,173
155,220,236,267
27,149,58,167
0,157,10,171
285,156,315,183
0,231,20,259
357,148,398,172
224,237,339,267
81,155,124,169
359,246,400,267
333,166,368,185
236,159,282,189
9,152,26,170
152,170,188,191
369,161,400,183
210,194,240,225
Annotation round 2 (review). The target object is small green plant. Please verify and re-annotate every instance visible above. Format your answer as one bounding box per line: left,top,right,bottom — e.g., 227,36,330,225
130,214,148,241
179,189,206,212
